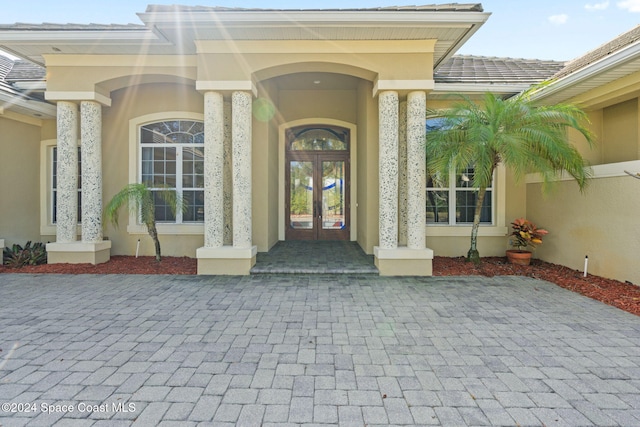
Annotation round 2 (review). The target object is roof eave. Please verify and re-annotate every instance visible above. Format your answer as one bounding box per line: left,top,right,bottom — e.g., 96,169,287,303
531,40,640,103
0,90,56,118
138,9,490,26
432,82,532,96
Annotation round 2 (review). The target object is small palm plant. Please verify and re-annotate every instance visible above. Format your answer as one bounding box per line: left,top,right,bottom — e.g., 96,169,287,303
427,88,594,264
104,183,185,262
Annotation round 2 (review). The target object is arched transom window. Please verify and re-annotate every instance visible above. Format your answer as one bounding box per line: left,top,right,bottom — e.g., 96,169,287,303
140,120,204,223
288,127,348,151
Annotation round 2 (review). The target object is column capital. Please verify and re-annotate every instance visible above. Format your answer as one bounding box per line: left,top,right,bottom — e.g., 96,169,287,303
45,91,112,107
196,81,257,97
372,80,434,97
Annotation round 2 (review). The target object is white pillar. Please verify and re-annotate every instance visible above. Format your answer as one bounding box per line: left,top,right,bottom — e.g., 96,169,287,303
398,100,408,246
232,91,253,248
204,91,225,248
80,101,103,243
407,91,427,249
56,101,79,243
378,91,399,250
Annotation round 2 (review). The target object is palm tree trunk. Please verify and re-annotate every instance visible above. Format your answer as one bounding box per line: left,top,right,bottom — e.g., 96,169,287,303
147,223,162,262
467,186,487,265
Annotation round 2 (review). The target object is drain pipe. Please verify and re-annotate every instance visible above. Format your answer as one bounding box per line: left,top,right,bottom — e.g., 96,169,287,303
136,239,141,258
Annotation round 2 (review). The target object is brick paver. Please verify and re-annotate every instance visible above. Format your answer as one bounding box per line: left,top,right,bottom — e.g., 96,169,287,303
1,273,640,425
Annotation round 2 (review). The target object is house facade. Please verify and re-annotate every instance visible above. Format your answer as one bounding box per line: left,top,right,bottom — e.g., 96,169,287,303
0,5,638,282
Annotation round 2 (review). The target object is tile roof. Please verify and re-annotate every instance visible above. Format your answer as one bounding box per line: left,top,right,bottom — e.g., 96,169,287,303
144,4,484,12
5,59,46,81
553,24,640,80
0,54,12,81
0,55,47,104
435,55,565,84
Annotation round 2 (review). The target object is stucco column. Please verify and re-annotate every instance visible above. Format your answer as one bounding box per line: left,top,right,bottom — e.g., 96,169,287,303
204,91,225,248
56,101,79,243
407,91,427,249
80,101,103,243
398,100,408,246
378,91,399,249
232,91,253,248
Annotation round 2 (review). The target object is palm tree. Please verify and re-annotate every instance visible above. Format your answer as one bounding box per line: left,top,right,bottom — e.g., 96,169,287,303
104,183,185,262
427,88,594,264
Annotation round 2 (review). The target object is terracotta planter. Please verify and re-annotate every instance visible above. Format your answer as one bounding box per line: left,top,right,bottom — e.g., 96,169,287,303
506,249,532,266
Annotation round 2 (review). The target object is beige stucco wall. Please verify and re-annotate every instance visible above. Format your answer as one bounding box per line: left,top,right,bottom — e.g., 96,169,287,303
101,82,205,257
602,98,638,164
356,79,379,254
0,116,42,246
527,176,640,284
278,90,357,124
252,80,280,252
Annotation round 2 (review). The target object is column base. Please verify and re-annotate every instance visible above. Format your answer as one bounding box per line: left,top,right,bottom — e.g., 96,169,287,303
196,245,257,275
46,241,112,265
374,246,434,276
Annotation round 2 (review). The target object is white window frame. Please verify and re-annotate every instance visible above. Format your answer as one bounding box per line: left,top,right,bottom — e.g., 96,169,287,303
426,163,507,237
128,112,205,235
428,167,494,226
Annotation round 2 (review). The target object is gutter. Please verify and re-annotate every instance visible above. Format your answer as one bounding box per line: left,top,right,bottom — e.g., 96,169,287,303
432,82,532,95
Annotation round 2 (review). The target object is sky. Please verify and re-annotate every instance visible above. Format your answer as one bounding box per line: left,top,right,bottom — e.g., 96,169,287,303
1,0,639,61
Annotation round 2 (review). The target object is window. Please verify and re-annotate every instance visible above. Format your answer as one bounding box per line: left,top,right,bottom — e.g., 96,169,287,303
289,127,348,151
426,117,493,225
427,167,493,225
140,120,204,223
52,146,81,224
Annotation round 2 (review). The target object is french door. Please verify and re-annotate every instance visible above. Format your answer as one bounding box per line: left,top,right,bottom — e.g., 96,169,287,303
286,151,350,240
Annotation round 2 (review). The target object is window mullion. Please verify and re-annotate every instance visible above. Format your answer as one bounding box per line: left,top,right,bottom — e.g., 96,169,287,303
176,146,183,224
449,169,456,225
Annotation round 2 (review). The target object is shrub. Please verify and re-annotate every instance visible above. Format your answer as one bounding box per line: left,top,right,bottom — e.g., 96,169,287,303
3,241,47,268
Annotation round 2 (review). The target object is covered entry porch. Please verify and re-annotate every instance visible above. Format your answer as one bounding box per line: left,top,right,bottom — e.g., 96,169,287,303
250,240,379,275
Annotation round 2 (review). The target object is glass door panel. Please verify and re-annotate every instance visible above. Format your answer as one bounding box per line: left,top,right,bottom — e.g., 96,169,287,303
289,161,314,230
285,133,350,241
321,160,345,230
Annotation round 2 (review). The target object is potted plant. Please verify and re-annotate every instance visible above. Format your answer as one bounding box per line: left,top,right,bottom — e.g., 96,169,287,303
507,218,548,265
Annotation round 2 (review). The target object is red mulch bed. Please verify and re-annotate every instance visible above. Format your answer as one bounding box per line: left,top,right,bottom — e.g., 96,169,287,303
434,256,640,317
0,256,197,275
1,255,638,316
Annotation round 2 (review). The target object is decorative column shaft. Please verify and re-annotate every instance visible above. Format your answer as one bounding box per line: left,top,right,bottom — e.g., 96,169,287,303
232,91,253,248
378,91,399,250
398,100,408,246
407,91,427,249
56,101,79,243
223,100,233,245
204,91,225,248
80,101,103,243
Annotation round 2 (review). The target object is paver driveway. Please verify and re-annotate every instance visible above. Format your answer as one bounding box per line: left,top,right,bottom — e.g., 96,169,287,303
1,274,639,426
